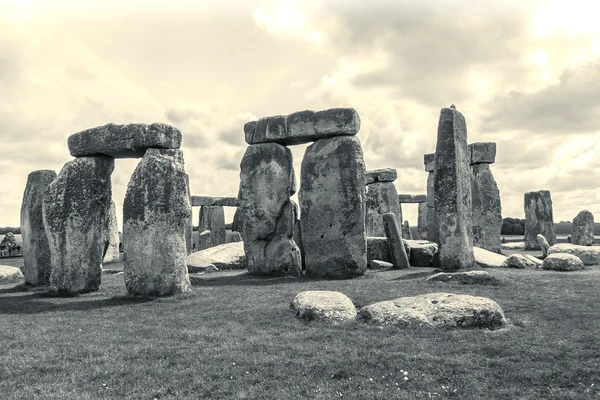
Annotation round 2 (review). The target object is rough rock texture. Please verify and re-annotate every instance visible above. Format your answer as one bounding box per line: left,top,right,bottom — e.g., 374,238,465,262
474,247,507,268
367,237,391,263
383,213,410,269
20,169,56,286
571,210,594,246
365,182,402,237
537,234,550,257
424,153,435,173
245,108,360,146
524,190,557,249
191,196,239,207
433,107,475,270
198,230,211,251
501,242,525,250
291,291,357,322
43,157,114,294
358,293,506,329
369,260,393,269
417,202,428,240
102,200,120,264
291,200,305,271
199,205,226,248
228,231,242,243
470,163,502,253
469,142,496,164
232,208,243,237
186,242,246,272
0,265,25,284
123,149,191,296
300,136,367,277
501,254,541,269
542,253,585,271
406,240,437,267
426,171,438,243
68,123,181,158
547,244,600,266
185,174,193,256
238,143,301,276
365,168,397,184
402,221,413,240
426,271,499,285
397,194,427,203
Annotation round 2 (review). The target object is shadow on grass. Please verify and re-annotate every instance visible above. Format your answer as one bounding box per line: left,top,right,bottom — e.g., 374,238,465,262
191,271,369,287
391,271,434,281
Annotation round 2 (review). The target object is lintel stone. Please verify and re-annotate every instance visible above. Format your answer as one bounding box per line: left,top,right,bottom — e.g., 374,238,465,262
398,194,427,203
469,142,496,164
191,196,239,207
366,168,397,184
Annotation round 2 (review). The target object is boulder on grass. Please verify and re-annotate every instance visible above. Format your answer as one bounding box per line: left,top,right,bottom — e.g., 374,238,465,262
369,260,393,270
426,271,499,285
0,265,25,284
501,242,525,250
404,240,437,267
474,247,507,268
542,253,584,271
547,243,600,266
186,242,246,272
501,254,541,269
291,291,357,322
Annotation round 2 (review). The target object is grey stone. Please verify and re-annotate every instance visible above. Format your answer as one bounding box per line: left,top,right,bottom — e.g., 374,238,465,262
123,149,191,296
291,291,357,322
426,271,499,285
469,142,496,164
238,143,301,275
199,205,226,248
198,230,211,251
397,194,427,203
433,107,475,270
402,220,413,240
186,242,246,272
0,265,25,285
474,247,507,268
365,168,397,184
43,157,114,294
291,200,305,271
382,213,410,269
102,200,120,264
571,210,594,246
191,196,239,207
185,174,193,256
367,237,391,263
417,202,428,240
426,170,438,243
547,243,600,266
537,234,550,257
365,182,402,237
369,260,394,269
542,253,584,271
501,254,540,269
228,231,242,243
68,123,181,158
20,169,56,286
524,190,557,249
424,153,435,172
471,163,502,253
300,136,367,277
406,240,437,267
232,208,243,239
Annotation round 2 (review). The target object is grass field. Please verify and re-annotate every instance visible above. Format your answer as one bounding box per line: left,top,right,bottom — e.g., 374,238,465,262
1,255,600,400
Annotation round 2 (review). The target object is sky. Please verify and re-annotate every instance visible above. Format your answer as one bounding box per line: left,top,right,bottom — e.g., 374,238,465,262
1,0,600,229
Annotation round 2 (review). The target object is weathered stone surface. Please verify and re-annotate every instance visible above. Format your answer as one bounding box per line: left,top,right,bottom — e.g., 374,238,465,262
198,230,211,251
547,244,600,266
524,190,557,249
367,237,391,263
433,107,475,270
102,200,120,264
366,182,402,237
186,242,246,272
426,271,499,285
228,231,242,243
469,142,496,164
397,194,427,203
474,247,506,268
501,241,525,250
405,240,437,267
185,175,193,256
501,254,540,269
369,260,394,269
542,253,584,271
199,205,226,248
232,208,243,238
291,291,357,322
471,163,502,253
291,200,305,271
426,171,438,243
537,234,550,257
424,153,435,172
365,168,397,184
239,143,301,275
123,149,191,296
358,293,506,329
402,221,413,240
383,213,410,269
245,108,360,146
68,123,181,158
300,136,367,277
417,202,428,240
43,157,114,294
571,210,594,246
191,196,240,207
0,265,25,284
20,169,56,286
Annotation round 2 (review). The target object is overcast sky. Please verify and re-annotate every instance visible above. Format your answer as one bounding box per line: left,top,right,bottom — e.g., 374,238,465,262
1,0,599,229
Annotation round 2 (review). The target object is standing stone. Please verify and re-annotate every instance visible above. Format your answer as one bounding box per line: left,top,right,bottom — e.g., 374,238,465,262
123,149,191,296
102,200,120,264
185,175,193,255
424,153,438,243
433,107,475,271
402,220,413,240
198,230,211,251
383,213,410,269
365,181,402,237
20,169,57,286
43,157,114,294
300,136,367,277
417,202,428,240
238,143,301,275
228,231,242,243
291,200,305,271
524,190,557,249
571,210,594,246
199,205,226,248
469,142,502,254
232,208,243,240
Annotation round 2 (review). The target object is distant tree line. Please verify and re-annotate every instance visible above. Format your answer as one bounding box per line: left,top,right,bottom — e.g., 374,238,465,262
501,218,525,235
0,227,21,235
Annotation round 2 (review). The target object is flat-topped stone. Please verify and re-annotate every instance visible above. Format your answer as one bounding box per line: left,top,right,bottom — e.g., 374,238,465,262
424,153,435,172
244,108,360,145
426,271,499,285
291,291,357,322
547,243,600,266
469,142,496,164
542,253,584,271
191,196,239,207
68,123,182,158
398,194,427,203
365,168,397,184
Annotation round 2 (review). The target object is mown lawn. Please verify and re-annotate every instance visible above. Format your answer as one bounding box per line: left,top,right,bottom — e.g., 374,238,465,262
1,260,599,399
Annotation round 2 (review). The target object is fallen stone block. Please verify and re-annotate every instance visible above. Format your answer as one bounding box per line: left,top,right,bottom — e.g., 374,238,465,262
542,253,584,271
0,265,25,285
426,271,499,285
365,168,397,184
291,291,357,322
186,242,246,272
547,244,600,266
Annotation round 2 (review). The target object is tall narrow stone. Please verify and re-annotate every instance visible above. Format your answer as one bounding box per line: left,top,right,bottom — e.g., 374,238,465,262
123,149,191,296
424,153,438,243
238,143,301,275
571,210,594,246
524,190,557,250
382,213,410,269
102,200,120,264
43,157,114,294
402,220,413,240
469,142,502,254
199,205,226,248
433,107,475,271
185,175,193,255
20,169,57,286
417,202,428,240
300,136,367,277
365,174,402,236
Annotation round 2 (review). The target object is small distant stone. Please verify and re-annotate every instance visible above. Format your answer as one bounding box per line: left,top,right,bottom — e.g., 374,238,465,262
537,234,550,257
426,271,499,285
291,291,357,322
369,260,393,270
0,265,25,284
542,253,584,271
571,210,594,246
501,254,541,269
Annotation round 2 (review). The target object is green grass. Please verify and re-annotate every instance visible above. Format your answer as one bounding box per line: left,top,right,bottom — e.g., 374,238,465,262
1,261,600,399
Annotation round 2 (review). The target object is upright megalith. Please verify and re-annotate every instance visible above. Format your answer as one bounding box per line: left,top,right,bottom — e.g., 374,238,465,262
424,153,438,243
402,220,413,240
417,202,428,240
300,136,367,277
43,157,114,294
469,142,502,253
123,149,191,296
199,205,226,248
571,210,594,246
524,190,557,249
238,143,301,275
382,213,410,269
365,168,402,237
102,200,120,264
20,169,57,286
433,106,475,271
